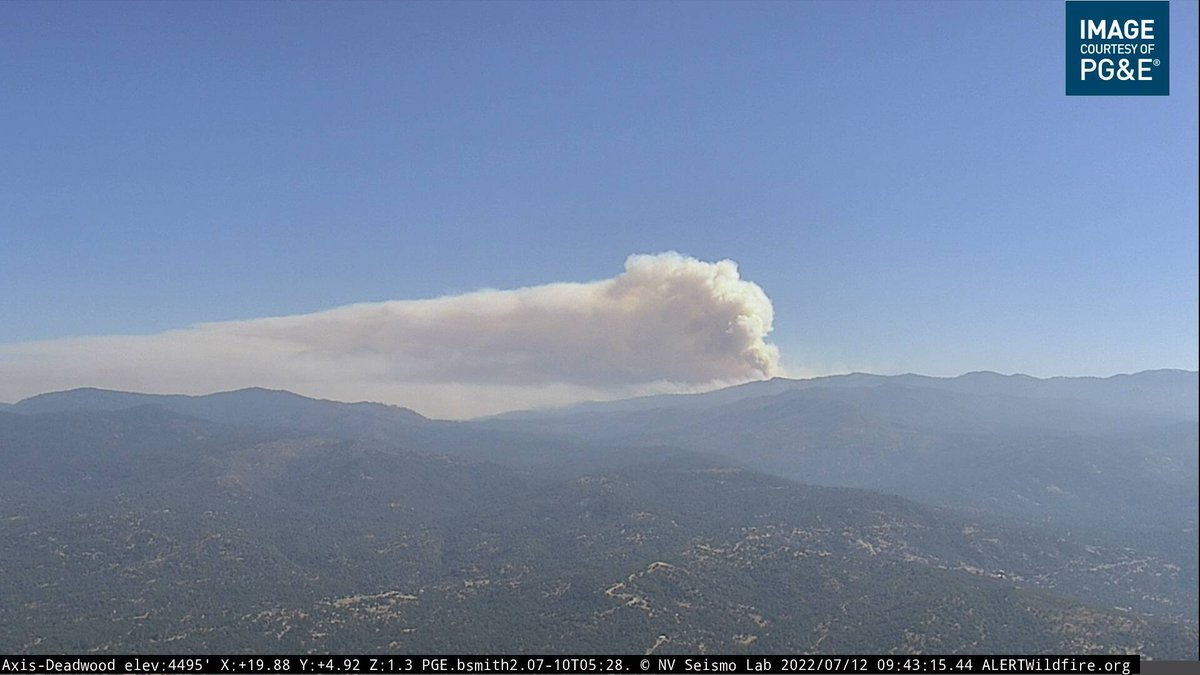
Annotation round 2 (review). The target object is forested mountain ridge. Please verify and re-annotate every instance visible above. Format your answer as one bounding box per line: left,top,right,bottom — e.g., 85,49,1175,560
488,370,1198,423
10,386,427,434
483,378,1199,553
1,406,1196,656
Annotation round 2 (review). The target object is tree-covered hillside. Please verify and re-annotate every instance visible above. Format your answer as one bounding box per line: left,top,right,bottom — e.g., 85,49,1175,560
1,407,1195,656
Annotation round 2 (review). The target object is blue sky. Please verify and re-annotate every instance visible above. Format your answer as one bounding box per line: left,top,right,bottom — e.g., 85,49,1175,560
1,0,1196,405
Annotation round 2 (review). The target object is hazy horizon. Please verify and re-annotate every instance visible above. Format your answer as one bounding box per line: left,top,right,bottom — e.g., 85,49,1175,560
4,366,1196,421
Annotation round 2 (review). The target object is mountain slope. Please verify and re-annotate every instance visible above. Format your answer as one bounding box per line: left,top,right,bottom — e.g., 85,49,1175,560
12,386,427,436
486,383,1199,534
1,408,1194,655
494,370,1198,425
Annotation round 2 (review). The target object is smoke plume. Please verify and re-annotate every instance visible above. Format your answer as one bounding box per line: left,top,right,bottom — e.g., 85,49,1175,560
0,252,780,418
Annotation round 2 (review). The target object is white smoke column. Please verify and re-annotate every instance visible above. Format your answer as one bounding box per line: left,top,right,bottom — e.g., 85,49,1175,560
0,252,781,417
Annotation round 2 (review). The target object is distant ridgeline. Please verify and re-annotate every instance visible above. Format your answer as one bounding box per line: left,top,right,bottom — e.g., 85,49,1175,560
1,370,1196,655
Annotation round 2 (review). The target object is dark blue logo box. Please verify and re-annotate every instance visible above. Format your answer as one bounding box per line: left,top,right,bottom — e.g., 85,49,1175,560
1066,1,1169,96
